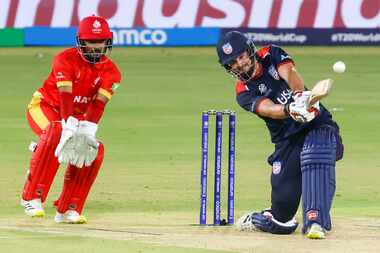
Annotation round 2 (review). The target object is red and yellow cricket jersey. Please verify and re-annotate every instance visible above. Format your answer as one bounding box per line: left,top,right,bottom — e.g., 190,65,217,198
36,48,121,116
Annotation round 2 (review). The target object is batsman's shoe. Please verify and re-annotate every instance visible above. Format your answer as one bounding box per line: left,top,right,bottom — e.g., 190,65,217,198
306,223,326,239
20,198,45,217
236,211,257,231
54,210,87,224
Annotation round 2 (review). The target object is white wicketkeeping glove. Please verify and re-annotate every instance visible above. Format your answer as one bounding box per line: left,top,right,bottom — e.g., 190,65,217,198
288,101,320,123
71,120,99,168
54,116,79,164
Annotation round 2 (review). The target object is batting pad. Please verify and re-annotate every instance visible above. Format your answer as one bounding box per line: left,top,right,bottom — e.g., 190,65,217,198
22,122,61,202
56,142,104,214
300,126,337,233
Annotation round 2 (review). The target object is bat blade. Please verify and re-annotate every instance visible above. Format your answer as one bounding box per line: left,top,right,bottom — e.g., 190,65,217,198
307,78,333,108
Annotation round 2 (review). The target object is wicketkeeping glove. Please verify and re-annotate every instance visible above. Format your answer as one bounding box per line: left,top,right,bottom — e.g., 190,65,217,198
71,120,99,168
55,116,79,164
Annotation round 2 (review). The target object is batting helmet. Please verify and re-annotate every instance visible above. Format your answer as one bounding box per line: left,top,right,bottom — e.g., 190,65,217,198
216,31,257,82
76,15,113,64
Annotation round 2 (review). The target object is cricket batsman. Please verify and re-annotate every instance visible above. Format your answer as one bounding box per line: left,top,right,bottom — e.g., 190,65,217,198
216,31,344,239
21,15,121,224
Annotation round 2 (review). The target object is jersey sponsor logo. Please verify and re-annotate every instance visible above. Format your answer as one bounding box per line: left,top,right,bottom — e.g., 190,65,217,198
56,71,65,79
307,210,319,221
276,89,292,105
93,76,101,87
73,96,91,104
268,65,279,80
281,55,291,61
272,161,281,175
258,83,267,94
222,43,233,55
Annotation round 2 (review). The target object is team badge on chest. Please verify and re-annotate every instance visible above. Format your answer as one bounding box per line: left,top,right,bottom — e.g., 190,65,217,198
268,65,280,80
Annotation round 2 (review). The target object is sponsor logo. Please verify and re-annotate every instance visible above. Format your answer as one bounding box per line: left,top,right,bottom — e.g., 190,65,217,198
3,1,378,29
272,161,281,174
93,76,101,86
56,71,65,79
280,55,291,61
112,29,167,45
307,210,319,221
73,96,91,104
268,65,279,80
222,43,233,54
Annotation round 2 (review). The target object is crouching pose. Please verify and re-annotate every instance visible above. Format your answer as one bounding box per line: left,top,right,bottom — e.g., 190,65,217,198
216,31,343,239
21,15,121,224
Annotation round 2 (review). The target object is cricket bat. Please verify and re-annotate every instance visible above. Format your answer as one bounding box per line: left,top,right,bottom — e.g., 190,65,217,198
307,78,333,109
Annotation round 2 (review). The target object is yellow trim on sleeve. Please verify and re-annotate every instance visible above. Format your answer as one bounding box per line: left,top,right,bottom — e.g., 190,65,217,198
98,88,112,100
57,81,73,88
28,93,49,130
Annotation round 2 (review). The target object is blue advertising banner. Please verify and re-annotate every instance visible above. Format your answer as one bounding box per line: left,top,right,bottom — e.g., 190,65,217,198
23,27,220,47
221,28,380,46
24,27,76,46
112,28,220,46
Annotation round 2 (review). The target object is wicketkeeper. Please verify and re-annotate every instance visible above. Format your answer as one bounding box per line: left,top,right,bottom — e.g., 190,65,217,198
216,31,344,239
21,15,121,224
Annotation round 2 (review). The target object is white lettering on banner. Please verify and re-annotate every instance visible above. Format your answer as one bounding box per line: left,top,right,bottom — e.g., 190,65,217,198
113,29,167,45
108,0,139,28
51,0,74,27
331,33,380,42
247,32,307,43
14,0,40,28
143,0,200,28
0,0,10,28
78,0,101,20
277,0,303,28
78,0,138,28
314,0,338,28
248,0,273,28
341,0,380,28
201,0,245,27
4,0,380,28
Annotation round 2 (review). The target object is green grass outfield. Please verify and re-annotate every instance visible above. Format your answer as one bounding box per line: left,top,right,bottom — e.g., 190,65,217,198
0,47,379,253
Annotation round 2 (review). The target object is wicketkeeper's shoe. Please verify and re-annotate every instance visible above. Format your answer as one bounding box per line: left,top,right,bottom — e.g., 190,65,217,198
20,198,45,217
306,223,326,239
54,210,87,224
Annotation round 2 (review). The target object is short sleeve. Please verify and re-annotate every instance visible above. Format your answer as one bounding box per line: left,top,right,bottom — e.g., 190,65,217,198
235,81,266,114
52,53,74,88
269,45,294,68
98,63,122,100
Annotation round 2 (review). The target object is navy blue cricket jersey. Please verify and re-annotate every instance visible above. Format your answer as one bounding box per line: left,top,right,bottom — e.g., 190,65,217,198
236,45,335,144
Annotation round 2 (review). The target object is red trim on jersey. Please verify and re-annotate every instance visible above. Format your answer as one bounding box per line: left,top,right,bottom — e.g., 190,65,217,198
255,97,267,114
235,81,248,95
256,46,270,59
59,91,73,120
85,99,106,123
